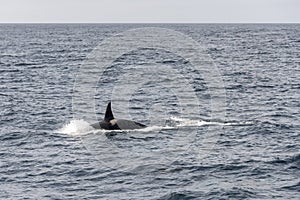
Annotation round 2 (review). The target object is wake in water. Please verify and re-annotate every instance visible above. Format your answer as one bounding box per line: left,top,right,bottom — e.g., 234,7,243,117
57,117,253,136
169,117,253,127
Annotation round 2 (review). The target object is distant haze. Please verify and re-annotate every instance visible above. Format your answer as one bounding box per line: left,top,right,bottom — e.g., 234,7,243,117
0,0,299,23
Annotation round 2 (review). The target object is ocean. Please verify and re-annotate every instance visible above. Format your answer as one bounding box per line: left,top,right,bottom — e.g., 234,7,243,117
0,24,299,199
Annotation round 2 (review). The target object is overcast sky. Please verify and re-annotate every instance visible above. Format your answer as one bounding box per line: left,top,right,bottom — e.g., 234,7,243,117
0,0,299,23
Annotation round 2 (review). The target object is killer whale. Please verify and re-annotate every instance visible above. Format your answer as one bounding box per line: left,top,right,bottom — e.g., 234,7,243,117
91,102,146,130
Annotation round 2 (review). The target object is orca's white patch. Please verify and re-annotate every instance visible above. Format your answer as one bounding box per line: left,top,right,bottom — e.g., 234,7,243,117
110,119,118,125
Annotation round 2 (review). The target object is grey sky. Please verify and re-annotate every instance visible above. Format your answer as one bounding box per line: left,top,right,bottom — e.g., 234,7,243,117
0,0,299,23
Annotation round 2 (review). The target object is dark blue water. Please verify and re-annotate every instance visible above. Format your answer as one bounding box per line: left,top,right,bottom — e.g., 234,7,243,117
1,24,299,199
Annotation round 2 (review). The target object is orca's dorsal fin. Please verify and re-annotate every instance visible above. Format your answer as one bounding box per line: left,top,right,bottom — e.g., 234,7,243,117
104,101,114,121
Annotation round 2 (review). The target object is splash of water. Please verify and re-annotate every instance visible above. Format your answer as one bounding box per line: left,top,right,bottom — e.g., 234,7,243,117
57,119,94,136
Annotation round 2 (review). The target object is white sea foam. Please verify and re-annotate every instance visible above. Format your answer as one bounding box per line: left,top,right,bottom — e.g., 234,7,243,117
170,116,254,127
170,116,221,126
57,119,94,136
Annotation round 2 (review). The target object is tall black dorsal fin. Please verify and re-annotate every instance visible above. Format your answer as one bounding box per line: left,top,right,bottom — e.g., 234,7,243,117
104,101,114,121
